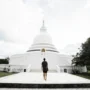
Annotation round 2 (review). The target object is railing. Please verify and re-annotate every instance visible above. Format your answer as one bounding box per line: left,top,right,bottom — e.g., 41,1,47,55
56,65,60,72
56,65,87,73
0,64,31,73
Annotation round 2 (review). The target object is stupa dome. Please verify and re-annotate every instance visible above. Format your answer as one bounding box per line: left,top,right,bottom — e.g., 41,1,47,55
33,32,52,45
33,20,52,44
9,21,72,72
28,21,58,52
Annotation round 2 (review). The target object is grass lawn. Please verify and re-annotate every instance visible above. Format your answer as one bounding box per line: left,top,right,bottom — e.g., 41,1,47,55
0,72,16,78
74,73,90,79
73,71,90,80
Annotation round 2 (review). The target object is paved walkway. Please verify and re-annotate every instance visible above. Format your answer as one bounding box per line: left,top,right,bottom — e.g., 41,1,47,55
0,72,90,84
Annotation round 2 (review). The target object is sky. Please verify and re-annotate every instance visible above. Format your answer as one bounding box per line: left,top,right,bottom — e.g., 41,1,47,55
0,0,90,57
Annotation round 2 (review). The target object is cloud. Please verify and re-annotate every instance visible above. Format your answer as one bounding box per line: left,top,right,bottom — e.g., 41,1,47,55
0,29,7,41
0,0,90,56
60,43,81,55
0,40,30,57
84,0,90,8
0,0,43,43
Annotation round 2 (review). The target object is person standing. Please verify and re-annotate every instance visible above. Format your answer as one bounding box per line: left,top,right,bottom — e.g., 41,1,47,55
42,58,48,81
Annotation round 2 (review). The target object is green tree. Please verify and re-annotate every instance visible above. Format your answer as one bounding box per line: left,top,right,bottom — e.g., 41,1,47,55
72,37,90,66
0,57,9,64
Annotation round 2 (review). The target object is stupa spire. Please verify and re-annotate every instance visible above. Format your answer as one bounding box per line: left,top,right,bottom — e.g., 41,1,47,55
43,20,44,27
40,20,47,32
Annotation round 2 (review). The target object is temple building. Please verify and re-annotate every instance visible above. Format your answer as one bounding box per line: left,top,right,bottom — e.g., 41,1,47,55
8,21,73,73
0,21,86,73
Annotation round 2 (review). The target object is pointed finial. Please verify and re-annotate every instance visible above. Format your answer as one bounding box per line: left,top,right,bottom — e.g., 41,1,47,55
43,20,44,27
40,20,47,32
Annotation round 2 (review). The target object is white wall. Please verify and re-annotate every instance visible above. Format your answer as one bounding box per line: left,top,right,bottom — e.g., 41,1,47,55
9,65,31,72
0,64,9,71
10,51,71,71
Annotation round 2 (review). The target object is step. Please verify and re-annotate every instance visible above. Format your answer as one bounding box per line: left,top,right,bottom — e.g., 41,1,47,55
0,72,90,89
0,83,90,88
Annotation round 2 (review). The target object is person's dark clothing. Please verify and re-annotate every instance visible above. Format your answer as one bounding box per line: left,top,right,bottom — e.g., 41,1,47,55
42,61,48,73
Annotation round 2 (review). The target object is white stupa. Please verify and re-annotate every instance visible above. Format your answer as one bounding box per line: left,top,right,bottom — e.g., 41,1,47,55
9,21,72,72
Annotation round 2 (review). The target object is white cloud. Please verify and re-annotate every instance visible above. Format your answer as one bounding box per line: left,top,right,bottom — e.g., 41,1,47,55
60,43,81,55
84,0,90,8
0,0,43,43
0,0,90,56
0,40,30,57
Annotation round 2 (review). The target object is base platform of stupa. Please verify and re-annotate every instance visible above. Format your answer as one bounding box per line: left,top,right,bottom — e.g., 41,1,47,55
0,72,90,89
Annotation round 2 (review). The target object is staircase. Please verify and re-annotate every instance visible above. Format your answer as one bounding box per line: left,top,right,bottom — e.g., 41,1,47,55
30,69,57,72
0,72,90,89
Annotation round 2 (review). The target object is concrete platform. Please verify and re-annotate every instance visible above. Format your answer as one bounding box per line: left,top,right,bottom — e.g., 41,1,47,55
0,72,90,88
0,72,90,84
